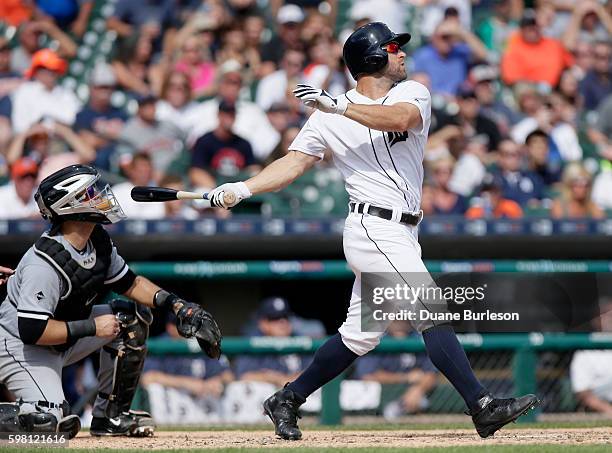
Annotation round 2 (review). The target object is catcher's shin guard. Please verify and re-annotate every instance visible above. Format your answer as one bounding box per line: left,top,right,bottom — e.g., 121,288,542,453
102,299,153,418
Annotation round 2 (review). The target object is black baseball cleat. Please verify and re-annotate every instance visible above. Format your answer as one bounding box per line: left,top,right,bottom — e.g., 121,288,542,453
90,410,155,437
470,393,540,438
263,386,306,440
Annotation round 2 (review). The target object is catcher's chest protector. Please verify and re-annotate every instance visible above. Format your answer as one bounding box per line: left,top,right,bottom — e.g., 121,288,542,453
33,225,112,348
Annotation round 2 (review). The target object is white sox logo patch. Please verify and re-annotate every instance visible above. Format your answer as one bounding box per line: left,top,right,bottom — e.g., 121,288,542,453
387,131,409,147
35,291,45,301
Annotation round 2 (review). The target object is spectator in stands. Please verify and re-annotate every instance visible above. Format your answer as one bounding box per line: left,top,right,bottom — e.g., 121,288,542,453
589,93,612,160
174,33,217,99
0,1,34,27
0,38,19,152
493,139,544,206
111,33,160,97
571,40,596,81
579,40,612,112
266,125,301,165
266,102,292,135
447,140,487,197
6,120,95,179
422,156,468,216
10,20,76,75
301,10,334,43
592,160,612,210
412,19,488,96
354,321,437,419
437,85,502,152
512,92,583,162
301,35,347,96
525,129,562,186
11,49,80,134
234,298,308,387
111,152,165,219
216,25,255,79
118,94,184,181
562,1,612,52
158,174,200,220
187,60,280,162
551,162,604,219
75,62,128,172
243,14,266,78
470,65,520,135
0,37,22,97
260,4,305,74
557,69,580,107
141,311,233,398
106,0,176,53
0,157,39,219
256,49,305,112
466,173,523,219
190,99,259,189
501,9,573,88
36,0,94,36
475,0,522,61
155,71,200,137
570,300,612,415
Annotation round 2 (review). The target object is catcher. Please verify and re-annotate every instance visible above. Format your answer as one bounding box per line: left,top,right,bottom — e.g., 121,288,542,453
0,164,221,438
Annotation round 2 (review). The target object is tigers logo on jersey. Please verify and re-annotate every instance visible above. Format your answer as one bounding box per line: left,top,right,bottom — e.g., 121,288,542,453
387,131,409,147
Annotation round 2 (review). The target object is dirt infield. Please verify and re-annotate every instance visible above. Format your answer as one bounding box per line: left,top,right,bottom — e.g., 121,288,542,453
71,427,612,450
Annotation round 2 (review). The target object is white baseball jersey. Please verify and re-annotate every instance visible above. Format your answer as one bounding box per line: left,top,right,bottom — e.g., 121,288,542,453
289,80,432,213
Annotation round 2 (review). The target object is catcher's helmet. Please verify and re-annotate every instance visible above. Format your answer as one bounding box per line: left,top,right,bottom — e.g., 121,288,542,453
35,164,126,224
343,22,411,80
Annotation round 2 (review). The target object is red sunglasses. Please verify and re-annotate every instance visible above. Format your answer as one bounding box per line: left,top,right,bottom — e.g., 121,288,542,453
383,42,401,54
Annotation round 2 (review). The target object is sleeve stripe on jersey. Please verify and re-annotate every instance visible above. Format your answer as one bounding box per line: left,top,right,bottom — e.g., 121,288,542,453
104,264,129,284
18,311,50,321
18,308,53,316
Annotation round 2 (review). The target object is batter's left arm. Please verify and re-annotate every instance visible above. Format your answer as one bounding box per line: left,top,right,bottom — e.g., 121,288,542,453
343,103,422,132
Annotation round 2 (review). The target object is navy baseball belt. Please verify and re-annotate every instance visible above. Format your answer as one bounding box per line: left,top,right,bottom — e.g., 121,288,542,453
349,202,423,226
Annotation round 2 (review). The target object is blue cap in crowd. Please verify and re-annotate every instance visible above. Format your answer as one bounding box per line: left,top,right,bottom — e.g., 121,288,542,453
257,297,292,320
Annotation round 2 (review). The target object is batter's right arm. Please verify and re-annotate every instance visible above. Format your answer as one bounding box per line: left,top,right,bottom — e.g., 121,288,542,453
208,151,319,208
246,151,319,195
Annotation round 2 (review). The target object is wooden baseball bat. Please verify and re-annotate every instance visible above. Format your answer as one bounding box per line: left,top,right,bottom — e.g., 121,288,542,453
130,186,236,205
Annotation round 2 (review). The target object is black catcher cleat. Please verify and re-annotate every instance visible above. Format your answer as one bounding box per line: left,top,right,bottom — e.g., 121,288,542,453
263,386,306,440
470,393,540,438
90,410,155,437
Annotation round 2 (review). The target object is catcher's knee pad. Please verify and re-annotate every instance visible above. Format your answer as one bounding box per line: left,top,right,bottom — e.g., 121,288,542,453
104,299,152,418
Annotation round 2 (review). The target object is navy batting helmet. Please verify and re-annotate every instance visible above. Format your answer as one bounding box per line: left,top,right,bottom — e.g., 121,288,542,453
343,22,411,80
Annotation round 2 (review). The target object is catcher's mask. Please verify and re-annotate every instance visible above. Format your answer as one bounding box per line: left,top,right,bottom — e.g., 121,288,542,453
35,164,126,225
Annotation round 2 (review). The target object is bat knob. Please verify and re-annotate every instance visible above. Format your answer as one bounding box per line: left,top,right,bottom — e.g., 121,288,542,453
223,191,236,206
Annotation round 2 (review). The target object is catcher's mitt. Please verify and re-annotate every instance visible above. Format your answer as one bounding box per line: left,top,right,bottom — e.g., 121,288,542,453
175,302,222,359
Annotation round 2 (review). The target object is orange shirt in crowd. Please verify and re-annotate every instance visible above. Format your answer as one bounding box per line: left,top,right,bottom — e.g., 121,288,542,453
0,0,34,26
465,200,524,219
500,32,573,87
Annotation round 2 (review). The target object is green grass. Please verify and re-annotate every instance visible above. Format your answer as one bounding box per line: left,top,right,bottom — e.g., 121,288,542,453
2,447,611,453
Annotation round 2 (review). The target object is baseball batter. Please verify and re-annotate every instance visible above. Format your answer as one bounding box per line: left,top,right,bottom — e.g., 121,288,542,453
0,164,221,438
209,22,538,440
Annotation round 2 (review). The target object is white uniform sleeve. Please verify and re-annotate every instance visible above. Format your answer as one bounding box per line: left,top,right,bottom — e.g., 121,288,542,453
570,351,594,393
16,263,61,321
104,242,130,285
288,111,328,160
388,81,432,136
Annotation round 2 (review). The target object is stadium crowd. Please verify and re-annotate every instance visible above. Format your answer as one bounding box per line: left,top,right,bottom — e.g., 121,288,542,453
0,0,610,219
